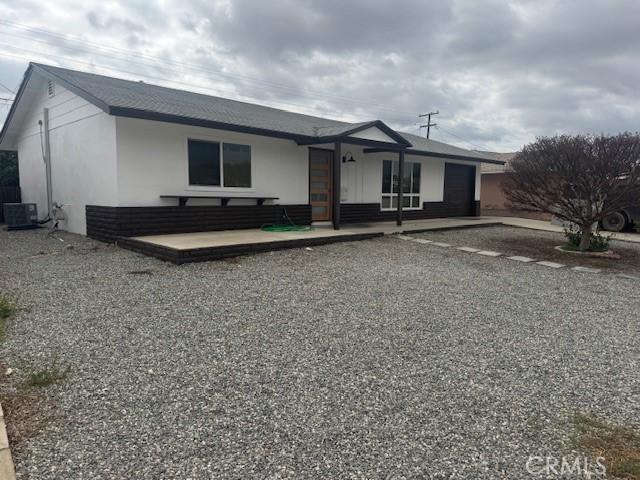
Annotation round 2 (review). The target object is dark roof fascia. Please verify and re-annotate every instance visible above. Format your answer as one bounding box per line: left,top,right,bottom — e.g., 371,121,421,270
32,63,111,113
0,64,34,146
297,134,408,150
363,147,506,165
343,137,407,150
108,106,318,144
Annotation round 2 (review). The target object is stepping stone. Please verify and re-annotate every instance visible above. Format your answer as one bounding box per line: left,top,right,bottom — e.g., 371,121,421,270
432,242,452,248
572,266,601,274
536,261,565,269
412,238,433,244
397,235,413,241
476,250,502,257
507,255,535,263
457,246,480,252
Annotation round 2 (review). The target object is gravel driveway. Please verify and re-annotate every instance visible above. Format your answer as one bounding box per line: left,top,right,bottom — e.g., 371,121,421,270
0,228,638,479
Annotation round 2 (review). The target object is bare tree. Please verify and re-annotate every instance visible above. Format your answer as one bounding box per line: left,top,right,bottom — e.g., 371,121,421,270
504,133,640,250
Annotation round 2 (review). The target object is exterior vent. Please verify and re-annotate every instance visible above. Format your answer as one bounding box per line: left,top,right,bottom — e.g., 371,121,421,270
3,203,38,230
47,79,55,97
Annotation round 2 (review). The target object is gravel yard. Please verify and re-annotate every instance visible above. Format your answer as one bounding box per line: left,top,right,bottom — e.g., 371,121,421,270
0,227,638,479
414,225,640,273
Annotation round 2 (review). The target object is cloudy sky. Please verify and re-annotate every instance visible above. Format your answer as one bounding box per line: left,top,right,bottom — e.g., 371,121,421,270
0,0,638,151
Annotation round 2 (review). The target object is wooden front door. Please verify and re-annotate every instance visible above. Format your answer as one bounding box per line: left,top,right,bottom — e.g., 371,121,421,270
309,148,333,222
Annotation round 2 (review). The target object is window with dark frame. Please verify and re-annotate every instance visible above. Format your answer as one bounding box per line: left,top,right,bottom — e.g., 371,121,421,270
381,159,421,209
222,143,251,188
187,139,252,188
188,139,220,186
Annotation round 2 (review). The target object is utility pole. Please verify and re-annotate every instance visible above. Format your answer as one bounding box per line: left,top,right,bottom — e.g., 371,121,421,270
419,110,439,139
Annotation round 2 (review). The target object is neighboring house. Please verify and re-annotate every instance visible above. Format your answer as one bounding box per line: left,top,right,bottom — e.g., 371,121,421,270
480,151,551,220
0,63,503,240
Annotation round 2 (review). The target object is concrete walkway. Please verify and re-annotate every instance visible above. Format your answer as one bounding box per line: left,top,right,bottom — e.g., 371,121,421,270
485,216,640,244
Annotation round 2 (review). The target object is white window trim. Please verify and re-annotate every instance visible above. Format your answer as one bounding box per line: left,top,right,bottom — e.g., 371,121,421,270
380,158,422,211
184,136,255,192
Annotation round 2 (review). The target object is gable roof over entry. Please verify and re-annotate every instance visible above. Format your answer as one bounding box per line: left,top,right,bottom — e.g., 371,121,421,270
0,63,504,164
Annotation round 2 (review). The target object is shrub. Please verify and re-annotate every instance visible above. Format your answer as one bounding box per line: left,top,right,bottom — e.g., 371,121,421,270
27,365,70,387
0,296,14,319
564,226,611,252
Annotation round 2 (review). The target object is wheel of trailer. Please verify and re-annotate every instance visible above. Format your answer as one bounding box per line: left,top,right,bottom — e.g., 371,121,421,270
602,211,627,232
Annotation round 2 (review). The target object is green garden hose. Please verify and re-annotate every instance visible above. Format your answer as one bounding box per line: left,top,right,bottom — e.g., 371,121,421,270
261,224,312,232
261,207,313,232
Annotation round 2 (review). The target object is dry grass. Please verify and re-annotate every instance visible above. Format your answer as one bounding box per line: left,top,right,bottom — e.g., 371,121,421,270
574,413,640,479
27,364,70,388
0,387,54,453
0,296,15,339
0,360,56,453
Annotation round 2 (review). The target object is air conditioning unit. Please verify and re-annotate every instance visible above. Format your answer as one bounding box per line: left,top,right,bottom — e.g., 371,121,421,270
3,203,38,230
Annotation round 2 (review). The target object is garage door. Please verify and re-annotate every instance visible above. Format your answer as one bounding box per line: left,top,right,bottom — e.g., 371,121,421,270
443,163,476,216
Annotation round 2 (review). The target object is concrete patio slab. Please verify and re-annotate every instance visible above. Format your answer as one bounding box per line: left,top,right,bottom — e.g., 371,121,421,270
121,217,503,263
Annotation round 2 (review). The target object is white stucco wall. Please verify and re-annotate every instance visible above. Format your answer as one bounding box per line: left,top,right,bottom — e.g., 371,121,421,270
339,148,479,205
115,117,309,206
13,75,118,234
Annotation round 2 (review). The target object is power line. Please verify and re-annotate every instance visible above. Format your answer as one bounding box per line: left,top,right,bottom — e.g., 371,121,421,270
0,20,421,120
0,80,16,94
433,125,488,151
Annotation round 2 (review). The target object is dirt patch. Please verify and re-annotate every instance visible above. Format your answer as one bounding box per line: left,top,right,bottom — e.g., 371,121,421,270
417,226,640,273
574,413,640,479
0,366,56,454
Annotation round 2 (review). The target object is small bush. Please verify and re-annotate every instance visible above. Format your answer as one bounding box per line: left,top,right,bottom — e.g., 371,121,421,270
563,226,612,252
0,296,15,319
27,365,70,387
564,226,583,248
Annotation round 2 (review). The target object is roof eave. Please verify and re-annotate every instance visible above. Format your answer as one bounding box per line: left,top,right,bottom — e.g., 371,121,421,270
109,106,319,144
405,149,506,164
363,147,506,164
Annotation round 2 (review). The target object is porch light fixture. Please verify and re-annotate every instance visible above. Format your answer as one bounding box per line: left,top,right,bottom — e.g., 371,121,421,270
342,151,355,163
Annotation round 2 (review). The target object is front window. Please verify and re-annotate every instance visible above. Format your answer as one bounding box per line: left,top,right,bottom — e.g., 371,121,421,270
188,139,252,188
381,159,421,209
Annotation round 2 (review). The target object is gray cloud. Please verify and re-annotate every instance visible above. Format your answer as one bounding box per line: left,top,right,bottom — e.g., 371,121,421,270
0,0,639,151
